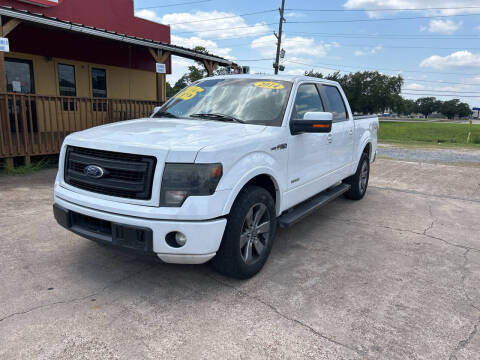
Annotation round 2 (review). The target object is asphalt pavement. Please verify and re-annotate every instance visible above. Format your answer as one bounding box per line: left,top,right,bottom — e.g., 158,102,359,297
1,157,479,359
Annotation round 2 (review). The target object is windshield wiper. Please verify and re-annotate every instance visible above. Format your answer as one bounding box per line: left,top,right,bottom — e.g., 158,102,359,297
189,113,245,124
153,111,178,118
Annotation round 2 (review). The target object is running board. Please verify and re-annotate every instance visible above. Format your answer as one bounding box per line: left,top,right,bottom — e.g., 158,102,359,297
277,183,351,228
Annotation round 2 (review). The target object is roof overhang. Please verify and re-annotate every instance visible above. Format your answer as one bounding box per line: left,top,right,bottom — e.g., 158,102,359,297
0,6,235,66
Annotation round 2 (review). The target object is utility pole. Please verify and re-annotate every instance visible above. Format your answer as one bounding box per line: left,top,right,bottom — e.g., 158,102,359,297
273,0,285,75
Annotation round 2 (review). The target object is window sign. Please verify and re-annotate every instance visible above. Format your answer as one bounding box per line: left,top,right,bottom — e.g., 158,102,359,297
156,63,166,73
0,38,9,52
12,81,21,92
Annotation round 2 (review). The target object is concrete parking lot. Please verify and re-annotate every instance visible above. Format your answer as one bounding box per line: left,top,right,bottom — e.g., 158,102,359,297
1,157,479,359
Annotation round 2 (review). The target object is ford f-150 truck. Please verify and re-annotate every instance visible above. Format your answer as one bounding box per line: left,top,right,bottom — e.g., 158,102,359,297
53,75,378,279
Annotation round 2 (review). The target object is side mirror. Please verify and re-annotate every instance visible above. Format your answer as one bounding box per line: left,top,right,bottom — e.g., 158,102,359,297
290,111,333,135
151,106,161,117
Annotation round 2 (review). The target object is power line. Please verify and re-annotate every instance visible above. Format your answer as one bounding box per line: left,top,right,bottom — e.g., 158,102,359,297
286,31,480,40
164,9,277,25
404,79,480,86
135,0,212,10
174,22,276,35
404,89,480,94
401,92,480,98
226,38,480,51
284,59,480,76
287,13,480,24
237,58,273,61
286,6,480,12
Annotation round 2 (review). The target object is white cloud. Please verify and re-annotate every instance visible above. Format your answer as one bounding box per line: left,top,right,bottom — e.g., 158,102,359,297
135,9,157,22
251,35,337,59
285,12,306,18
170,35,235,60
136,10,271,39
343,0,480,17
354,45,383,56
167,57,195,85
404,83,425,90
420,51,480,69
425,19,462,34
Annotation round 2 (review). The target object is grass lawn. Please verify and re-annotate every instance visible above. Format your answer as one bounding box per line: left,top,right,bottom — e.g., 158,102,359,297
378,121,480,147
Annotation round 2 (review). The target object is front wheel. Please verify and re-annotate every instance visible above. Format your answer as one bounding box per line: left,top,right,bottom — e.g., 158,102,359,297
343,153,370,200
211,185,276,279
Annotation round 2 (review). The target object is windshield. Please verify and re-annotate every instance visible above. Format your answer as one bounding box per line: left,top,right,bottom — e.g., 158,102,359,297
154,78,293,126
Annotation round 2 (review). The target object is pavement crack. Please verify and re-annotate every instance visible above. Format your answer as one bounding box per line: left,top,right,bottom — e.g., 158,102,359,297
448,318,479,360
460,249,480,313
325,217,480,254
423,202,435,235
0,264,158,323
370,186,480,204
206,274,366,357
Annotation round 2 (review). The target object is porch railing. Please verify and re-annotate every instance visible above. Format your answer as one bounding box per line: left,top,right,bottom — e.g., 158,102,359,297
0,93,159,159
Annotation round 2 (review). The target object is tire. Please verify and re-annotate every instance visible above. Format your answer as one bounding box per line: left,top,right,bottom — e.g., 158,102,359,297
343,153,370,200
211,185,277,279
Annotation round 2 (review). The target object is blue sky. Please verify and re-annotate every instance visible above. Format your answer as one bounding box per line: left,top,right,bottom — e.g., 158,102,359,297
134,0,480,106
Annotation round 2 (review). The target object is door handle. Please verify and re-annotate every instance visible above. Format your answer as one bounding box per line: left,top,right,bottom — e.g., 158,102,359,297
348,128,353,135
327,134,333,143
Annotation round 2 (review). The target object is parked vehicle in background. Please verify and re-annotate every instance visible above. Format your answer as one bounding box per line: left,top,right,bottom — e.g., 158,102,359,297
53,75,378,278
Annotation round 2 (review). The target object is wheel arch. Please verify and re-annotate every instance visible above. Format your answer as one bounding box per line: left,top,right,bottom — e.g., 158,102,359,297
223,171,281,216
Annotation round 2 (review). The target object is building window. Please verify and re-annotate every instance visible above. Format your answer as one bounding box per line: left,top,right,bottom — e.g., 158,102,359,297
92,68,107,111
58,64,76,96
92,68,107,98
5,58,35,94
58,64,76,111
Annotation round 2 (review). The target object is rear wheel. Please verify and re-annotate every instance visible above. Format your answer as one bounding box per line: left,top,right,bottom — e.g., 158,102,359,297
344,153,370,200
211,185,276,279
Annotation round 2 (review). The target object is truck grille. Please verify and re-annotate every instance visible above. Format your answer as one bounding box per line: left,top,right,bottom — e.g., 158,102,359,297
64,146,157,200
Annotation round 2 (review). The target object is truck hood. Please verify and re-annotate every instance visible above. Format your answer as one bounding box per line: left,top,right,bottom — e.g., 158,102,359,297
65,118,267,162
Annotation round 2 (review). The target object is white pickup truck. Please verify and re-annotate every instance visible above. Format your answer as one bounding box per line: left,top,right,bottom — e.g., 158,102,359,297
53,75,378,279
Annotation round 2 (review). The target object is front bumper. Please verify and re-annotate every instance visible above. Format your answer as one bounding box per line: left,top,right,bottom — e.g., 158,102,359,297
53,197,227,264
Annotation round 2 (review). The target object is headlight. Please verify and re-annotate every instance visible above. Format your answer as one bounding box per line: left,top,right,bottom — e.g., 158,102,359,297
160,163,222,207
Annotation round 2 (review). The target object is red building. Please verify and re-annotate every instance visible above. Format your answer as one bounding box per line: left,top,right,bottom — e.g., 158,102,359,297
0,0,232,168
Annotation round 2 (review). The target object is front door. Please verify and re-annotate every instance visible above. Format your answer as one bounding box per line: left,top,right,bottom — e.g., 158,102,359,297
285,83,333,209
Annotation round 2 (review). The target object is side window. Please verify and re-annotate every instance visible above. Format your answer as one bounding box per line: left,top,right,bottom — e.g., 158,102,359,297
319,85,348,121
292,84,324,120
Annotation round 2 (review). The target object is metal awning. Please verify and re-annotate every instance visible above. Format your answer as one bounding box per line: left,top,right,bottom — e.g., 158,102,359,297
0,5,235,66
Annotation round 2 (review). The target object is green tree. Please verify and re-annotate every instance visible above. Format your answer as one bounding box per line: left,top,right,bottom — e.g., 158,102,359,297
415,97,440,118
305,70,403,114
456,102,472,118
440,99,460,119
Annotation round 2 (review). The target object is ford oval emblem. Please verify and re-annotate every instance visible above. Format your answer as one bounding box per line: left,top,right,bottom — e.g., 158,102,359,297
83,165,105,179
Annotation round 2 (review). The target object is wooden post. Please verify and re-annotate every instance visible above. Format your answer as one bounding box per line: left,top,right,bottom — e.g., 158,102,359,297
149,48,170,104
202,60,218,77
4,157,13,171
0,16,11,168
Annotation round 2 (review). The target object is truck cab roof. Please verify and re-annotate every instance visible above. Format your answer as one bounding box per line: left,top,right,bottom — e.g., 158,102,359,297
209,74,341,87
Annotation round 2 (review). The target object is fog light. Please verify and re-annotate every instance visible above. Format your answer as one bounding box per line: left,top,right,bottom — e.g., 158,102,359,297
165,231,187,248
175,232,187,247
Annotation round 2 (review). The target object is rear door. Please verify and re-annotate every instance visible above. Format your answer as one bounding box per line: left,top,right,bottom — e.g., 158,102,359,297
285,82,333,208
318,84,354,174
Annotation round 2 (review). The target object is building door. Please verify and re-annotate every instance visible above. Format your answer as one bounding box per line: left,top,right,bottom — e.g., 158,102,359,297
5,58,37,133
